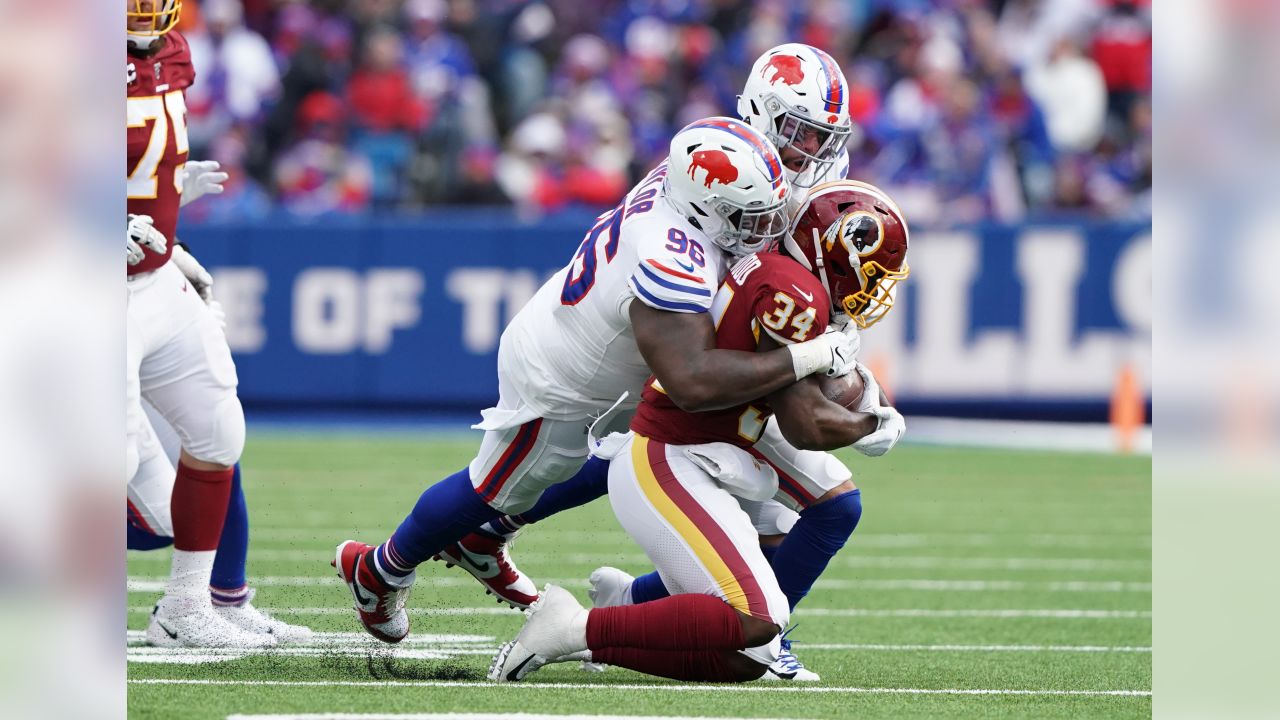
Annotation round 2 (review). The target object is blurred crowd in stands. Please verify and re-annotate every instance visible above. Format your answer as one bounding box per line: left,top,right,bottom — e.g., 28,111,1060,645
176,0,1151,224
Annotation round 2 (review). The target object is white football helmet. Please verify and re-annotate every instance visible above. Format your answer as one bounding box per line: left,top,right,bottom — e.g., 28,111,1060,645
665,117,791,256
737,43,854,188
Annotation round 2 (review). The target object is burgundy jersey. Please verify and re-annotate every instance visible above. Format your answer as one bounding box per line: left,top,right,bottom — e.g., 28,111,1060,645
630,252,832,448
127,31,195,275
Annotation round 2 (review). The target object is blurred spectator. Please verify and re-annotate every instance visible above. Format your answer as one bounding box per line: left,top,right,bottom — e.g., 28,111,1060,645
1090,0,1152,123
274,92,373,216
496,111,568,213
347,28,427,133
180,0,1153,221
446,144,511,205
401,0,498,202
989,66,1056,209
186,0,280,155
922,76,1005,223
346,27,427,206
180,127,274,223
1025,36,1107,153
996,0,1101,69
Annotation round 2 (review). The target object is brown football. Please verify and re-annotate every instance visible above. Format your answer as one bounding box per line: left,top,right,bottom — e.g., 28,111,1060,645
819,370,866,411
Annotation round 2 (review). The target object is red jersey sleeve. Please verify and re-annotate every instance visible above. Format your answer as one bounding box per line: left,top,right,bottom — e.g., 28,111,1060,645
629,252,832,449
739,253,831,347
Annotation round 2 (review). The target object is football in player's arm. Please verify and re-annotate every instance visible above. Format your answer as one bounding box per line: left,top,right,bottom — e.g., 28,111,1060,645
630,249,881,454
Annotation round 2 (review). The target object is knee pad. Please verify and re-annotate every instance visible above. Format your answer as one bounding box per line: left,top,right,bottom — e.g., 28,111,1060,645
741,498,800,536
489,447,587,514
182,395,246,467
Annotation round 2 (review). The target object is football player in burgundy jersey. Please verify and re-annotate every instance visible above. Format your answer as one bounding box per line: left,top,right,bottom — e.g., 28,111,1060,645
127,0,311,647
489,180,910,684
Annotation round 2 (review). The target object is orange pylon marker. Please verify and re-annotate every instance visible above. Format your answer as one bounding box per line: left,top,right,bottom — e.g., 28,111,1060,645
867,352,893,406
1110,364,1145,453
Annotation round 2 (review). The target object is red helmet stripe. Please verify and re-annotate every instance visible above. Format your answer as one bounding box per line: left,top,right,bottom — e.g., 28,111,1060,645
812,49,845,114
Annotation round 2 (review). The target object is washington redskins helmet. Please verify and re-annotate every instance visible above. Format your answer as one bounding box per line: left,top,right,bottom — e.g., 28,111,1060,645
665,117,791,256
737,43,854,189
783,180,910,329
128,0,183,48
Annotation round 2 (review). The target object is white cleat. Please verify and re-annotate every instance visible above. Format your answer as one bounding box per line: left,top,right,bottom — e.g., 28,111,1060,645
587,566,634,609
488,584,587,682
214,589,315,645
763,635,821,682
146,595,277,649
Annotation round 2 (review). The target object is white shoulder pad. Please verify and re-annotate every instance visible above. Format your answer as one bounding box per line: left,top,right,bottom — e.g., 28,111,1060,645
627,226,716,314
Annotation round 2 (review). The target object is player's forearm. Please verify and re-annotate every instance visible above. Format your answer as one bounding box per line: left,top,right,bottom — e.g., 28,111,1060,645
669,347,805,412
632,302,803,412
777,405,878,451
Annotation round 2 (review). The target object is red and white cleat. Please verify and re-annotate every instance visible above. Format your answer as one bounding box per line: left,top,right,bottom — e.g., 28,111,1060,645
434,531,539,609
332,540,413,643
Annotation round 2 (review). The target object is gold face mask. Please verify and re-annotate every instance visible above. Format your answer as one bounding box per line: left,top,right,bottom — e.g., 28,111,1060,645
842,259,910,329
127,0,183,39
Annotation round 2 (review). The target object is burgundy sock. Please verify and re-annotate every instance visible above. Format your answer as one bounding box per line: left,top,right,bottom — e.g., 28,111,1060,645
586,593,746,651
592,648,758,682
171,461,234,551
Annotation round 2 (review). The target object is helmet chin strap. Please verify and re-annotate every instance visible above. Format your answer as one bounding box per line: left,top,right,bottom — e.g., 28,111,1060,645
810,227,834,304
127,33,161,50
781,229,811,271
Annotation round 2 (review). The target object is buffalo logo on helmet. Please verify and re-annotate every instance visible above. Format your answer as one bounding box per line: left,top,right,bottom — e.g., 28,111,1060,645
687,149,739,189
761,54,805,86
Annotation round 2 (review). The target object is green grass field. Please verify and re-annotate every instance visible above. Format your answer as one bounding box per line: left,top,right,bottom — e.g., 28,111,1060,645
127,433,1151,719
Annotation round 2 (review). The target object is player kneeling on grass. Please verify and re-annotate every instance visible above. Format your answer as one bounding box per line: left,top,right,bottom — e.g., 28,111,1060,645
332,118,860,647
585,180,909,681
490,180,910,683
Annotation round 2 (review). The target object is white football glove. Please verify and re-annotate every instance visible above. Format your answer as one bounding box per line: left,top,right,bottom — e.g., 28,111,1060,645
821,325,860,378
852,405,906,457
126,213,167,266
786,325,860,380
170,244,214,302
853,362,885,413
179,160,228,207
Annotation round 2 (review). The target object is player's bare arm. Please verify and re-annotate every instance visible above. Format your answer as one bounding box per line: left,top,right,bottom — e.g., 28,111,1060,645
630,302,848,413
766,374,878,451
749,326,879,450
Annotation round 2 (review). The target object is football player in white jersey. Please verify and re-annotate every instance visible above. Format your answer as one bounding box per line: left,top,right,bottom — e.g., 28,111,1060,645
430,43,905,681
332,116,861,645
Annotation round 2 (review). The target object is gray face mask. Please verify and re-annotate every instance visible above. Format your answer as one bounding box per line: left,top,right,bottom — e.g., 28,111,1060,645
771,113,853,188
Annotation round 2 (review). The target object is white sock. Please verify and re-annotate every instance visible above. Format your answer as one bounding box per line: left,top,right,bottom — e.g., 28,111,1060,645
166,550,216,602
569,609,590,652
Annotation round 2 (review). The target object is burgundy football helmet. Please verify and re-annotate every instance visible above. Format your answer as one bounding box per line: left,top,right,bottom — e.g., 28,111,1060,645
783,180,910,329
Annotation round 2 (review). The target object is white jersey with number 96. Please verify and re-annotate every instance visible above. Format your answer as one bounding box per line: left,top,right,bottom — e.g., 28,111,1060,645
495,163,729,423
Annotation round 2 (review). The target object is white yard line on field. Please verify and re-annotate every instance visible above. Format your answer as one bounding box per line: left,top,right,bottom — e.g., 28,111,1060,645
124,631,1148,658
127,605,1150,619
124,631,1148,662
228,715,806,720
125,629,499,665
795,608,1150,618
801,643,1150,653
130,678,1151,697
223,530,1152,549
126,576,1150,594
127,549,1151,574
